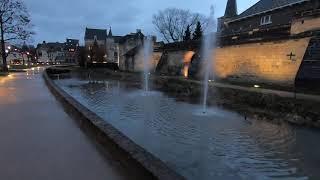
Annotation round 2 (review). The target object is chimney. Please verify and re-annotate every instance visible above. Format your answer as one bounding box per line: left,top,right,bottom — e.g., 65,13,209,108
224,0,238,18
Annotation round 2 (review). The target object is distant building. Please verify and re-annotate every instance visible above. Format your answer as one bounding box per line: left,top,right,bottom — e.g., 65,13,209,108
37,41,65,63
84,27,162,70
36,38,80,64
0,43,30,66
65,38,79,63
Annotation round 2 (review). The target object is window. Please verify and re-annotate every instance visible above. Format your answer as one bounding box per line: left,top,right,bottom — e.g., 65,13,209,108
260,15,272,25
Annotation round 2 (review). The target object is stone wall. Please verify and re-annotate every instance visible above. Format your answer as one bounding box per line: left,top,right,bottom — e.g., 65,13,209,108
123,50,162,73
158,37,311,87
291,16,320,35
157,50,195,76
139,52,162,72
214,37,311,86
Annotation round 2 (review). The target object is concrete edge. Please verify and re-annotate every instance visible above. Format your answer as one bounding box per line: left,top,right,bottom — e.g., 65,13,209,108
43,70,185,180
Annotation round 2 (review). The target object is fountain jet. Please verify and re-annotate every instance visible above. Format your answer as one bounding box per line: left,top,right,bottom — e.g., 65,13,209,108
201,7,216,114
143,36,153,92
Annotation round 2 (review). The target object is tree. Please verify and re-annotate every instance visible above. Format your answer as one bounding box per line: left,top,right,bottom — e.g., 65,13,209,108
183,25,191,41
78,46,87,67
152,8,208,43
193,21,203,40
89,40,105,63
0,0,33,71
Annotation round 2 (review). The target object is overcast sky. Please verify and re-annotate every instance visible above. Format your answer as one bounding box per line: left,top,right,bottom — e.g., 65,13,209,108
24,0,259,45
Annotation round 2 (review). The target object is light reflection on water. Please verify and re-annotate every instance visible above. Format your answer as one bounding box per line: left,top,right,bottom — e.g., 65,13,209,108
56,78,319,180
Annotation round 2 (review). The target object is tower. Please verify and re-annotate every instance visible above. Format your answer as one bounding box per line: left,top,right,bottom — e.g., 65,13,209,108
224,0,238,18
218,0,238,33
108,27,113,37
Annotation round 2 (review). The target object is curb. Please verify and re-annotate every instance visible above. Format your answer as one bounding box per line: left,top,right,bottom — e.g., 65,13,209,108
43,70,185,180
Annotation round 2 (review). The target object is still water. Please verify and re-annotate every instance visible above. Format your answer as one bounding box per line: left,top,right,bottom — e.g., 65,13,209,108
56,78,320,180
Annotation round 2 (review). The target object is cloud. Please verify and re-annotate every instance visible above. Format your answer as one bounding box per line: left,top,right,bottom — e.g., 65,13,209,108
23,0,259,45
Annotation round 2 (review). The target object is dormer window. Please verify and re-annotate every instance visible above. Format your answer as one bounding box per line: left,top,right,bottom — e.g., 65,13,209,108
260,15,272,25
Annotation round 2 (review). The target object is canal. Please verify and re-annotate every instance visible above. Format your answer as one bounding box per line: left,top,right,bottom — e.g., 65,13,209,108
56,77,320,180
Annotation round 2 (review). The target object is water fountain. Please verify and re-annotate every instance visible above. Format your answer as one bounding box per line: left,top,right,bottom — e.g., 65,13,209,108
142,36,153,92
201,8,216,114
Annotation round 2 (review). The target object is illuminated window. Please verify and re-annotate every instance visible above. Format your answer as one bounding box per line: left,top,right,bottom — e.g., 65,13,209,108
260,15,272,25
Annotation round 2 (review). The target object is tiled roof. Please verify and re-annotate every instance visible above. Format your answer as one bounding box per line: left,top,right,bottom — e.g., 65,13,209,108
233,0,310,21
85,28,107,40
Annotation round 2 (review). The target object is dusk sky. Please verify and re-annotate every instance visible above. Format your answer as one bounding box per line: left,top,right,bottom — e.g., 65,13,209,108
24,0,259,45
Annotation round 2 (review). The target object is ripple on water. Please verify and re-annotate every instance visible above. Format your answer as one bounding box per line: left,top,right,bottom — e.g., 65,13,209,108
56,78,319,180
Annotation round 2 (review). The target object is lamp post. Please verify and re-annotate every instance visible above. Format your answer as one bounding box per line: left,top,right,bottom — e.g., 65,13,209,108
4,46,11,70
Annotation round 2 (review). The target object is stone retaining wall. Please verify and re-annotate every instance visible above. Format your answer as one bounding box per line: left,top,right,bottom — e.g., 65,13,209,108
71,68,320,128
43,70,185,180
153,77,320,128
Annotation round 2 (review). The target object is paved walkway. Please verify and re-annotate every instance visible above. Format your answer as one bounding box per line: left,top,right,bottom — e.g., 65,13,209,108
170,77,320,102
0,68,130,180
210,81,320,102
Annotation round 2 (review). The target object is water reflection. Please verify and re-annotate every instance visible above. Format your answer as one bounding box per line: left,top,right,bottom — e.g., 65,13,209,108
56,78,319,180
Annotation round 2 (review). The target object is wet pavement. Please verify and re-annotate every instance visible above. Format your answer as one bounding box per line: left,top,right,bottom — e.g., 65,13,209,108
0,69,130,180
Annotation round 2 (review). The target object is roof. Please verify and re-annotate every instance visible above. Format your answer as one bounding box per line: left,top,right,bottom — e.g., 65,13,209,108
119,32,144,43
85,28,107,40
230,0,310,22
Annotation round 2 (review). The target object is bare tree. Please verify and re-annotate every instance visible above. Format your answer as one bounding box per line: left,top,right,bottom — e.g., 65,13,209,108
152,8,209,43
0,0,33,71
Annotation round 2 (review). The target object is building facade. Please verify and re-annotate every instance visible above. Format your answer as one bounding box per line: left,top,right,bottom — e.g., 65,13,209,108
65,39,80,63
84,27,162,71
36,39,79,64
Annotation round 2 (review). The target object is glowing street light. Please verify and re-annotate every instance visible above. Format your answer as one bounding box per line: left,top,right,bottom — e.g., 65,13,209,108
254,85,260,88
7,46,11,50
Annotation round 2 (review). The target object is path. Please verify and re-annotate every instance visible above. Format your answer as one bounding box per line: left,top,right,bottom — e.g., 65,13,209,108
0,68,131,180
